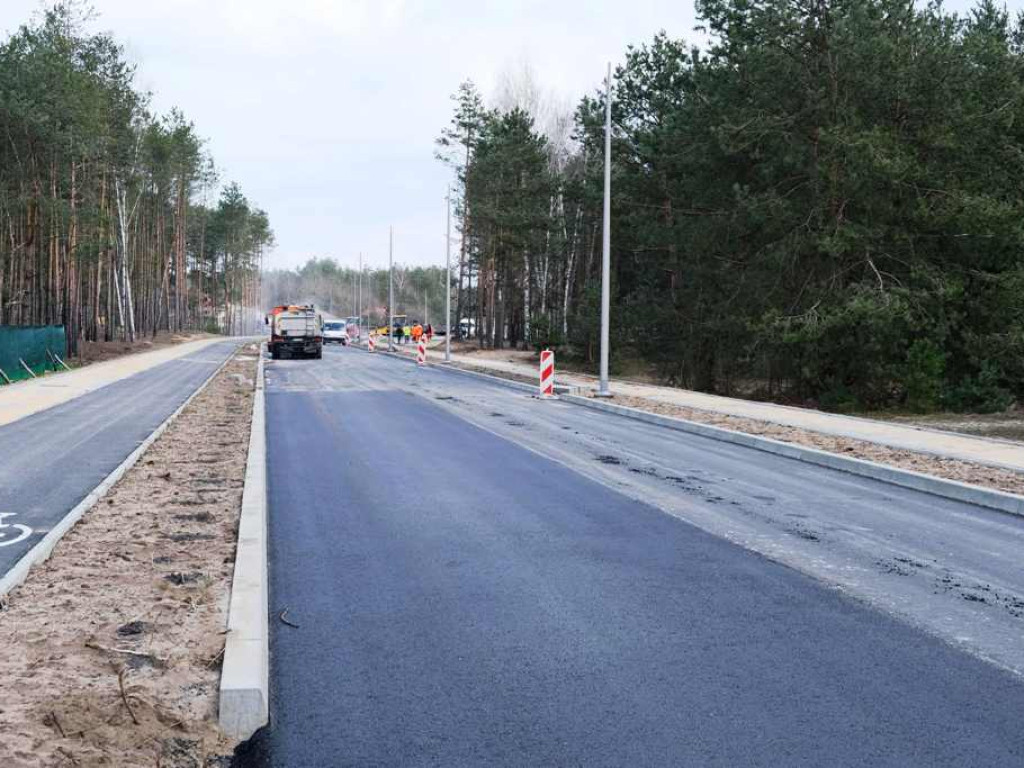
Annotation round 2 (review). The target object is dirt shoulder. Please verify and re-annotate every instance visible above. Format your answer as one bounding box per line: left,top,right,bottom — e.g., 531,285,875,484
0,345,259,768
875,411,1024,443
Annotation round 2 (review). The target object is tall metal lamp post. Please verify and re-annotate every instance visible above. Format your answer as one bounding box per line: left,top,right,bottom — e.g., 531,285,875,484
388,227,395,351
597,61,614,397
445,188,453,363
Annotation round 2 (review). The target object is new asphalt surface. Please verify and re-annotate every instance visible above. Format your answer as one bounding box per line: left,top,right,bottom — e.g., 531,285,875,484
0,340,239,579
239,348,1024,766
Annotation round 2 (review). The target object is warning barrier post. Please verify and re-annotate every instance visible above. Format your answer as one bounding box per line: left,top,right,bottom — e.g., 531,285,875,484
539,349,555,398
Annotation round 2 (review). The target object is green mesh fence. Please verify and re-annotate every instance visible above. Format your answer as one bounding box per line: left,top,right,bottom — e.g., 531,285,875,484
0,325,67,382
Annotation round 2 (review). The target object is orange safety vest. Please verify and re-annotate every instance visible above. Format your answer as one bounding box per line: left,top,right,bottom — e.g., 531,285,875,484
412,325,423,340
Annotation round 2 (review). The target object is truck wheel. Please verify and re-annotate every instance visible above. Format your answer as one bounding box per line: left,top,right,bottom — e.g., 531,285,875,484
315,348,323,360
270,348,280,360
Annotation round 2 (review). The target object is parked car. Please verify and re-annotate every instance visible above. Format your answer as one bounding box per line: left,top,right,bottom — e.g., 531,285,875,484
323,320,349,345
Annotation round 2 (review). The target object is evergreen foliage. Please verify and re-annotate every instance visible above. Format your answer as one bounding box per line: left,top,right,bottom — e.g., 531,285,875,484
441,0,1024,412
0,2,273,347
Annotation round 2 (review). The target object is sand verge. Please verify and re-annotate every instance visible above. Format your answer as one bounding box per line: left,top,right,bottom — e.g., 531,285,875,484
0,344,259,768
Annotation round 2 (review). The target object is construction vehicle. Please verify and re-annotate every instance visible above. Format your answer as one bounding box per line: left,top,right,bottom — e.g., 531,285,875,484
374,314,406,337
267,304,323,359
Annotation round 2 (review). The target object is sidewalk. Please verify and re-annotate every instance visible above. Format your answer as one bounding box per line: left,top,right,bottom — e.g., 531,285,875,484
0,337,232,428
411,345,1024,475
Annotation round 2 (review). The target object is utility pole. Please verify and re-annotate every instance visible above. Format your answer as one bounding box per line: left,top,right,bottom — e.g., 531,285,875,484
445,188,452,363
388,227,395,351
357,252,362,335
598,61,613,398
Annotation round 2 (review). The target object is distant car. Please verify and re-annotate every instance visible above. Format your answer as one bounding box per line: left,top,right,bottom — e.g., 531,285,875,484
323,321,349,345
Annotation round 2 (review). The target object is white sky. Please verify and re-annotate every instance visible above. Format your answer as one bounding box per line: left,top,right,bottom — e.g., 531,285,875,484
1,0,986,270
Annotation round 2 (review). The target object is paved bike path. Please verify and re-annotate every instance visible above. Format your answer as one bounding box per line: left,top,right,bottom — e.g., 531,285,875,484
0,340,239,583
0,336,231,428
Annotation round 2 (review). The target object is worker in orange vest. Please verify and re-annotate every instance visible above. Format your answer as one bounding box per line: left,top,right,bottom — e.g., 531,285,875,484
411,322,424,343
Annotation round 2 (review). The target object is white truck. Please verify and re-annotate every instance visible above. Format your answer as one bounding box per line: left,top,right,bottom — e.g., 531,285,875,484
323,319,349,345
267,305,323,359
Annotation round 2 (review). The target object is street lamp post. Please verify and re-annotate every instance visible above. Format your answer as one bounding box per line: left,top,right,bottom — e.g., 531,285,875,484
388,227,395,351
445,188,452,363
597,61,613,398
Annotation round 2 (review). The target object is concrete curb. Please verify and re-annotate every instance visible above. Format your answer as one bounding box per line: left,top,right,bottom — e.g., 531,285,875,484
431,359,539,395
219,347,269,740
0,342,242,600
564,394,1024,518
359,342,573,395
390,351,1024,472
436,360,580,396
360,344,1024,516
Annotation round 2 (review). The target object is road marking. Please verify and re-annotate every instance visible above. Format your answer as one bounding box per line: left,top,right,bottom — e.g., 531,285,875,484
0,512,32,547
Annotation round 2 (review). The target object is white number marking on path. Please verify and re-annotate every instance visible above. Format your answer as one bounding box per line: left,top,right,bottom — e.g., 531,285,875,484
0,512,32,547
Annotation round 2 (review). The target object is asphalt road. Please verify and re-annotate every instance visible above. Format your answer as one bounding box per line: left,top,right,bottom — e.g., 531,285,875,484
240,347,1024,766
0,340,239,580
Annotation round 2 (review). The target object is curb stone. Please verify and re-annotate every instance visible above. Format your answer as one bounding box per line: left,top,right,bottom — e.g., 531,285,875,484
358,342,578,395
219,347,269,739
358,343,1024,516
564,394,1024,518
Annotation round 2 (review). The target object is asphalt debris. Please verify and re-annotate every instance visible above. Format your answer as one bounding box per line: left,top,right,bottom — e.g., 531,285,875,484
116,620,149,637
164,571,203,586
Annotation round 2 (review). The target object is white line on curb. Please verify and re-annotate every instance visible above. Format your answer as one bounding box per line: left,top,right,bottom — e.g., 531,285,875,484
0,342,242,600
218,347,269,739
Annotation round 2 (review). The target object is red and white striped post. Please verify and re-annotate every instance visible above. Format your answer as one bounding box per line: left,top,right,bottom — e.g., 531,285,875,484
368,335,376,352
417,339,426,366
539,349,555,398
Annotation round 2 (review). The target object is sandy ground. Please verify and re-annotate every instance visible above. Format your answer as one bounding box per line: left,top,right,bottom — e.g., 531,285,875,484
0,346,258,768
75,332,214,368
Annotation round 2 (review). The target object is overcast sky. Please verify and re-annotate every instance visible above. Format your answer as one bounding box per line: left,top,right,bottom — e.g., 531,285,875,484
2,0,983,271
